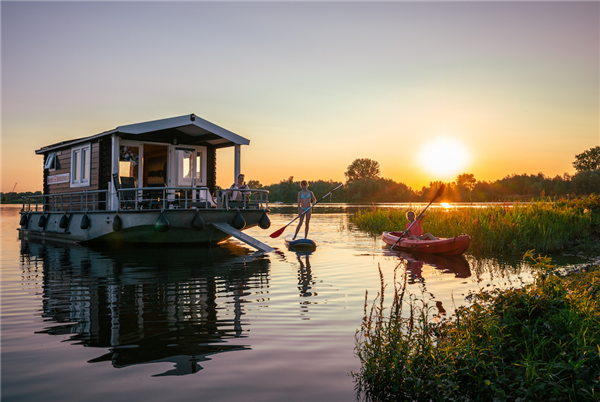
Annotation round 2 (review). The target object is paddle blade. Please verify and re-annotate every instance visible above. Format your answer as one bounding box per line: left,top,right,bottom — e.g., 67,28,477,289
432,184,445,201
270,226,286,238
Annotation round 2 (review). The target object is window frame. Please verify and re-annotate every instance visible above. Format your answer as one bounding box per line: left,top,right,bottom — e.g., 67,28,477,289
176,146,206,186
44,152,57,171
70,143,91,188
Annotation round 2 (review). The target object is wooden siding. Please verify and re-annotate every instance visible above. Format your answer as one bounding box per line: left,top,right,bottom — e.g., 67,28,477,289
43,141,107,211
46,142,101,194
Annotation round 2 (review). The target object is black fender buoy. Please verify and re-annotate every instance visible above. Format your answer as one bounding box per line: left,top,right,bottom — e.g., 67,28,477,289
155,212,170,232
80,214,90,230
113,215,123,232
19,214,28,226
38,214,47,228
59,214,69,229
259,211,271,229
232,209,246,230
191,211,205,231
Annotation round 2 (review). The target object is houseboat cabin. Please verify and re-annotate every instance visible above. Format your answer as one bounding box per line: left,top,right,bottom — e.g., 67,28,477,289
19,114,273,251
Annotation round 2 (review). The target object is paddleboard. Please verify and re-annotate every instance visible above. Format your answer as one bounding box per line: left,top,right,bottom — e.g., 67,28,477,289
284,235,317,252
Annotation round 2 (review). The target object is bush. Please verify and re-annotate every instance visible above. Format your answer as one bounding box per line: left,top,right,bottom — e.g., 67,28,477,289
353,256,600,401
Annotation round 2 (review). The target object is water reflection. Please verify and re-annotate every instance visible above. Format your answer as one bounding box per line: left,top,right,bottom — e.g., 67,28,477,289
20,240,270,376
382,247,472,285
296,253,315,298
399,251,472,284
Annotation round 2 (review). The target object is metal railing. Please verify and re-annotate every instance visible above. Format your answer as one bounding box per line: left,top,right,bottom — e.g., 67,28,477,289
22,187,269,212
217,188,270,210
118,186,269,210
22,190,109,212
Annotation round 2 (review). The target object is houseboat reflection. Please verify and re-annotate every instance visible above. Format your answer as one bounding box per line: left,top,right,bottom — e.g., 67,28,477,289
21,240,270,376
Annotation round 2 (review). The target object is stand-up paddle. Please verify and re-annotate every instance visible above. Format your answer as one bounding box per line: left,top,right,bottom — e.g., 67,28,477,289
391,184,445,250
270,182,344,238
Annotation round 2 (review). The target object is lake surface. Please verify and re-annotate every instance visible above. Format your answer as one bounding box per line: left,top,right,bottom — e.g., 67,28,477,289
1,204,593,401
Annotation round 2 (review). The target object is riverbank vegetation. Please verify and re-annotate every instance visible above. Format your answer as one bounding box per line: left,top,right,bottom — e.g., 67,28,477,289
260,169,600,204
0,191,42,204
260,147,600,203
353,254,600,401
352,195,600,255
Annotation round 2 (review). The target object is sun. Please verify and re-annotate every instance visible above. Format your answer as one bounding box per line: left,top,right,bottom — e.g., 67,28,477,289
418,137,470,178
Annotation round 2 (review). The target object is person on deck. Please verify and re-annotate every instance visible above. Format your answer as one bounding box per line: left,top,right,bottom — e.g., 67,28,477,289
404,211,437,240
228,174,250,201
293,180,317,240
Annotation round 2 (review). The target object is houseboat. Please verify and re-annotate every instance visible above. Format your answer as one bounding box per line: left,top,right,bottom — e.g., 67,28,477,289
18,114,274,252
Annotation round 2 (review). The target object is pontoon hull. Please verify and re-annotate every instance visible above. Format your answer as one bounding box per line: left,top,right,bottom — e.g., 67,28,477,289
19,209,269,245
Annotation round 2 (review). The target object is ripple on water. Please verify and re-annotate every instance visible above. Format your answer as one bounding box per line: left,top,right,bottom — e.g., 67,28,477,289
2,206,593,402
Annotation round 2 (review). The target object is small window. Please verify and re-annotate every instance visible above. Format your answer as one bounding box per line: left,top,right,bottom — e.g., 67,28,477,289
44,152,56,170
71,144,91,187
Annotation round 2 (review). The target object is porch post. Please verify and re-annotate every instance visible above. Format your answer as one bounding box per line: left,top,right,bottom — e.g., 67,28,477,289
234,144,241,183
110,134,119,210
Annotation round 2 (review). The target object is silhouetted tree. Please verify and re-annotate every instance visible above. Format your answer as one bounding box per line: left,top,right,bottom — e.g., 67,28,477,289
573,146,600,172
247,180,263,189
344,158,380,183
571,169,600,195
456,173,476,191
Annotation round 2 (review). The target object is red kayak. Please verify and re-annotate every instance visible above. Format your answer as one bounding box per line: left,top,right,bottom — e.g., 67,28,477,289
382,232,471,256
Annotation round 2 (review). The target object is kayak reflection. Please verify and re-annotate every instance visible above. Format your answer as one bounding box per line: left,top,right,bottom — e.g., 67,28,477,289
398,251,472,284
20,240,270,376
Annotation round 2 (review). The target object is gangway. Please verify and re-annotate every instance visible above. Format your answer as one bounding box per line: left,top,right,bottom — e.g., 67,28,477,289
211,222,275,253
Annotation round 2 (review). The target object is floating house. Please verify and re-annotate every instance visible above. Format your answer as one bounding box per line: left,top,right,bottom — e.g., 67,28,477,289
19,114,273,252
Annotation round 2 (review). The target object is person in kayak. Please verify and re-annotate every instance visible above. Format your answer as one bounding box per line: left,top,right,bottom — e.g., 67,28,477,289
404,211,437,240
293,180,317,240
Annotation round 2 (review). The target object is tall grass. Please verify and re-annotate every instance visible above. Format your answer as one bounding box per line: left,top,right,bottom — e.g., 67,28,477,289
353,257,600,401
352,197,599,255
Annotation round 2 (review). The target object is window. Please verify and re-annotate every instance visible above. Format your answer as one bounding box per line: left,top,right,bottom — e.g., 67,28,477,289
176,148,204,186
44,152,56,170
71,144,91,187
119,144,140,186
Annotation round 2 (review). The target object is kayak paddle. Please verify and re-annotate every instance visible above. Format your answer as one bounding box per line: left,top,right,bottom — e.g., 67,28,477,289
270,182,344,238
390,184,445,249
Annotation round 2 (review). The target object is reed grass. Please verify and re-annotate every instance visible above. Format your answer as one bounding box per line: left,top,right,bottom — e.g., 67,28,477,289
352,196,600,255
353,256,600,401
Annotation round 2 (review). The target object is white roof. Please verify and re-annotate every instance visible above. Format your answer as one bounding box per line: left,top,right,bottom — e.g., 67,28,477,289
37,114,249,154
116,114,250,146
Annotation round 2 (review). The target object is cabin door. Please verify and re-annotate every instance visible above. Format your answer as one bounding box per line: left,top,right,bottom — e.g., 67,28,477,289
170,146,207,188
119,141,169,189
142,144,169,188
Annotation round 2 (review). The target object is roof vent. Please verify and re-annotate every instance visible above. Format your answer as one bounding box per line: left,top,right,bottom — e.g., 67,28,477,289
190,114,196,122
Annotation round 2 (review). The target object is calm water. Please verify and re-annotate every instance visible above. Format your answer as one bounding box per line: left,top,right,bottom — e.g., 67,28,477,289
0,204,592,401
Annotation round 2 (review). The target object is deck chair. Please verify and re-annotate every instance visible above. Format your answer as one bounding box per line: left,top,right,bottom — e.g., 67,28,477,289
120,176,138,209
113,173,135,209
144,183,166,209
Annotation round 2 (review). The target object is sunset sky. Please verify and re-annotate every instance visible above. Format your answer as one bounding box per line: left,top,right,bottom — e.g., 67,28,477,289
2,1,598,193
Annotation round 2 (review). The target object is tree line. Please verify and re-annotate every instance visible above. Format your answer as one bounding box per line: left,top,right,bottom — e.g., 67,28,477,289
1,191,42,204
3,147,598,204
254,146,600,203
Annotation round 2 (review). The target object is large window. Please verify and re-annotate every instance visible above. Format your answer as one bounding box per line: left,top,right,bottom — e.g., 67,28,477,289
177,148,204,186
119,144,140,186
71,144,91,187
